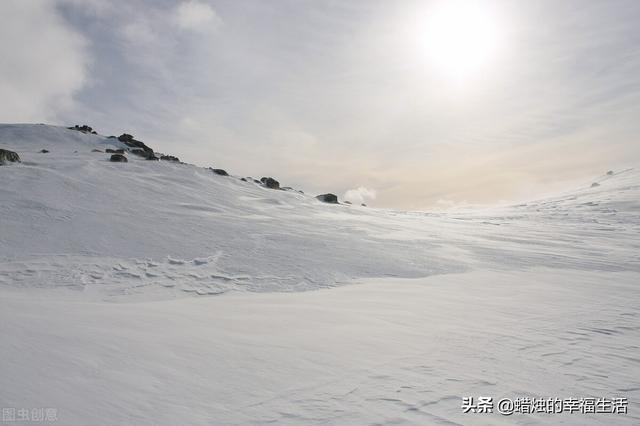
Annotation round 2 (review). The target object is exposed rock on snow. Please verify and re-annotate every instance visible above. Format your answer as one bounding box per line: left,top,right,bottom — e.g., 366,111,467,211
131,148,158,160
0,148,20,164
261,176,280,189
68,124,98,134
109,153,128,162
117,133,135,143
119,133,160,162
210,168,229,176
591,182,600,187
160,155,180,162
118,133,154,154
39,149,49,153
316,193,339,204
131,148,147,157
106,148,125,154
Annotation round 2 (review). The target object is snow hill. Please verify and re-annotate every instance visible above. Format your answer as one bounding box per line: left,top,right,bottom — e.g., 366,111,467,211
1,123,639,425
1,124,638,300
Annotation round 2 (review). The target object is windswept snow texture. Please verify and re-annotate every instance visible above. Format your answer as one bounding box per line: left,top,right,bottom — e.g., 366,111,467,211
2,270,639,425
1,124,638,299
1,124,639,425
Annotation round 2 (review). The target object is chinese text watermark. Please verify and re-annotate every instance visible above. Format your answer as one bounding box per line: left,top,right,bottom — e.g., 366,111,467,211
1,407,57,423
462,397,628,415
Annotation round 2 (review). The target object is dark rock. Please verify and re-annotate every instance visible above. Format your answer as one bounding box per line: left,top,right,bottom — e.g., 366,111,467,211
606,170,614,175
210,168,229,176
316,193,338,204
118,133,134,143
160,155,180,162
118,133,154,154
68,124,96,134
107,136,117,139
105,148,125,154
253,179,261,184
261,177,280,189
131,148,150,158
344,200,352,205
240,177,248,182
109,154,128,163
361,203,367,207
92,149,103,153
146,153,159,161
0,148,20,164
40,149,49,153
591,182,600,188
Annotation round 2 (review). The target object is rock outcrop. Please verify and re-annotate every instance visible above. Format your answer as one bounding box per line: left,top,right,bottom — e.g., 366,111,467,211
109,154,128,163
160,155,180,162
68,125,97,134
316,193,339,204
261,177,280,189
118,134,154,154
126,148,155,159
210,168,229,176
0,149,20,165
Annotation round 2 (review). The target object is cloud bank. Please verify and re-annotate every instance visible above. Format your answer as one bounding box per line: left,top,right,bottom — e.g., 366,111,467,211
1,0,640,209
344,187,377,205
0,0,89,122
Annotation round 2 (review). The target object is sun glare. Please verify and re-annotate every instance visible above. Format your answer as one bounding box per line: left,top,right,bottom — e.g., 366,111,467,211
420,1,504,83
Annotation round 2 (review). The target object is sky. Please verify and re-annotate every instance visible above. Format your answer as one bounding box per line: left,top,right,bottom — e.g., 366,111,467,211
1,0,639,209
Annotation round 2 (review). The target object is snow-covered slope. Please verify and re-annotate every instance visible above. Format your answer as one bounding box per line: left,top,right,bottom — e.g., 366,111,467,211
0,124,459,299
1,124,639,425
1,124,638,300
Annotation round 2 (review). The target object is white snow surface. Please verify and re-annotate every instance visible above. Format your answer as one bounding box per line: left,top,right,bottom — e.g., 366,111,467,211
1,124,639,425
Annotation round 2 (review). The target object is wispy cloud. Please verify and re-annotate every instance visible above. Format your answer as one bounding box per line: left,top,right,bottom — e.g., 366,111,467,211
0,0,89,122
175,0,221,31
344,187,377,205
2,0,640,208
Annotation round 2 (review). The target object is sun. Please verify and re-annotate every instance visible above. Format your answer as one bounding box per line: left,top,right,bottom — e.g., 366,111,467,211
420,1,504,83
